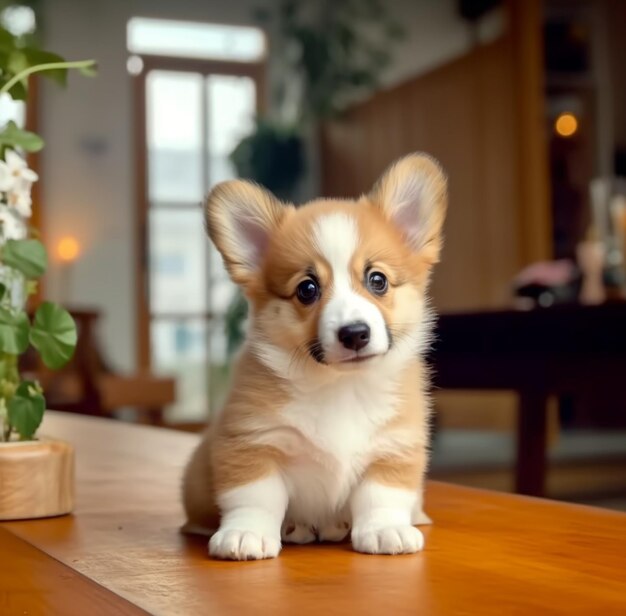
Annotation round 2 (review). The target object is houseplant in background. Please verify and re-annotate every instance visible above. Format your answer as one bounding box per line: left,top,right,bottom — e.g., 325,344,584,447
231,0,405,193
0,23,96,520
225,0,405,356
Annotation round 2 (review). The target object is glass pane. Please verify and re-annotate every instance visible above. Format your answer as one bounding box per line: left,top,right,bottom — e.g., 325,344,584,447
205,74,255,325
146,70,203,203
128,17,265,62
152,318,208,421
149,208,206,314
207,75,256,185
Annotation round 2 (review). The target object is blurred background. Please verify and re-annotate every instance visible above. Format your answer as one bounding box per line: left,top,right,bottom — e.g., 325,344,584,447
3,0,625,508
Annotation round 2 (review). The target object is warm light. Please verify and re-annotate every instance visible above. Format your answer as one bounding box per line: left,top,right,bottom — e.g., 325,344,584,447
57,236,80,262
555,112,578,138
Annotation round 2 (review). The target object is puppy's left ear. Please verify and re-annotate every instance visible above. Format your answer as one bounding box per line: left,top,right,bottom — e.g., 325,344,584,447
369,153,447,263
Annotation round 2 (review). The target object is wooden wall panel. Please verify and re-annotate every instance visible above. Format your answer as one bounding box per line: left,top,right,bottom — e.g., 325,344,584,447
508,0,551,266
321,37,544,312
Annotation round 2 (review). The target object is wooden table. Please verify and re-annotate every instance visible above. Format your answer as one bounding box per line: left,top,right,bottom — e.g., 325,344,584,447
2,413,625,615
431,302,626,497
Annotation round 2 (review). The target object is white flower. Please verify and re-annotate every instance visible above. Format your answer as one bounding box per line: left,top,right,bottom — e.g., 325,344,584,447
7,190,32,218
0,204,27,244
0,150,37,220
0,150,38,193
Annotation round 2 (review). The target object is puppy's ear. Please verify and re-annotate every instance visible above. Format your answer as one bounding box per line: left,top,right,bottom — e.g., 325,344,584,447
369,153,447,263
206,180,290,285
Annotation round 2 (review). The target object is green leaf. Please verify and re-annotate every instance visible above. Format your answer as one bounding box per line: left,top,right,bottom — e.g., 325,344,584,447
0,356,7,380
78,60,98,77
0,27,16,53
0,307,30,354
0,120,44,152
2,238,48,278
25,279,38,297
22,48,68,86
7,381,45,440
0,58,97,98
0,282,5,301
5,78,26,101
30,302,77,369
7,50,28,77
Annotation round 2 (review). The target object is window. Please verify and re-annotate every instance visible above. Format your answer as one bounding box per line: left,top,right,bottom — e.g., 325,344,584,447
127,17,265,62
130,19,263,422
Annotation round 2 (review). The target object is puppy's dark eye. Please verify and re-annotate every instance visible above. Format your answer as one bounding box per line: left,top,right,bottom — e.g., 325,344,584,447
367,271,388,296
296,279,320,305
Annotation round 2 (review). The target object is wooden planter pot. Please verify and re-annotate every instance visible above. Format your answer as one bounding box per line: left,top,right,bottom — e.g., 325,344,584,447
0,438,74,521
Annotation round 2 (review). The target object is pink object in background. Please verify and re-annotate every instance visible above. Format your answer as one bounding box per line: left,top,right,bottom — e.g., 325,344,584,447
513,260,577,288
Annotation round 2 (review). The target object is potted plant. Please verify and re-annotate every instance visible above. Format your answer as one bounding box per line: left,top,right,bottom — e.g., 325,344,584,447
230,119,305,202
0,25,96,520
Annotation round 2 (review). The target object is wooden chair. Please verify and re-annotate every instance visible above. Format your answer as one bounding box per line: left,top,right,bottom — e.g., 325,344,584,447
21,308,176,425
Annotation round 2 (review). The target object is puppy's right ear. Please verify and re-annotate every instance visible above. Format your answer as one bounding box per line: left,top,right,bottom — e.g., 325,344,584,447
205,180,290,286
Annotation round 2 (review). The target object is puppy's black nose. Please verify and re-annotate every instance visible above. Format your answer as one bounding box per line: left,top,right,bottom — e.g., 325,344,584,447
338,322,371,351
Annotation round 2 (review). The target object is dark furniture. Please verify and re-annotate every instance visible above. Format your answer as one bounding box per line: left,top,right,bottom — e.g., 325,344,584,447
430,302,626,496
21,308,176,424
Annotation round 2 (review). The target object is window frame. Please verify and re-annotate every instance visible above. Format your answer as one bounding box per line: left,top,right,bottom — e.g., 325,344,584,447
132,53,265,371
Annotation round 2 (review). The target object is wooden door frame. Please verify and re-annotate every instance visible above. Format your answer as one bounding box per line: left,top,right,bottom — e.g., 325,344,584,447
508,0,553,264
132,55,265,370
24,77,43,304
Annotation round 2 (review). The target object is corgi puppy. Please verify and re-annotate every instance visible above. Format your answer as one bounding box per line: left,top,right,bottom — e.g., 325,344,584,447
182,153,447,560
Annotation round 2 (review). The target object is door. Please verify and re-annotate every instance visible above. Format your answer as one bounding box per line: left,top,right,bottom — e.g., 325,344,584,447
134,56,262,422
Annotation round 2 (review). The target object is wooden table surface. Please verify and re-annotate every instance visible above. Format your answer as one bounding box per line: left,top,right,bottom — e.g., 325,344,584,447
2,413,625,616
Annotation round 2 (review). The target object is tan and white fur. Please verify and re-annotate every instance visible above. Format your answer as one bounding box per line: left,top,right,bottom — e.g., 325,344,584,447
182,153,447,560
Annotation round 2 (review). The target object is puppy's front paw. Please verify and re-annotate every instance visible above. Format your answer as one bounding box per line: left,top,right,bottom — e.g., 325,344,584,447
282,521,317,544
352,525,424,555
318,520,350,543
209,529,281,561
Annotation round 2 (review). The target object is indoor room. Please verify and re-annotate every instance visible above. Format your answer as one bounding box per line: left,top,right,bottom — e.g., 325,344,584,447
1,1,625,613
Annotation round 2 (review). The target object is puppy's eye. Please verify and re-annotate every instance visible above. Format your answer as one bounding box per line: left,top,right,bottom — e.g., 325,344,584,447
367,271,388,296
296,279,320,305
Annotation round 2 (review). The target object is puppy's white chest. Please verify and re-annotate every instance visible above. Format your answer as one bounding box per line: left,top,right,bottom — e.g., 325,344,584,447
278,378,396,522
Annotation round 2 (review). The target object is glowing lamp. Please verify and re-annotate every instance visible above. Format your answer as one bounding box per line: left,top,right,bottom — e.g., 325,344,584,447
57,236,80,263
555,112,578,138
